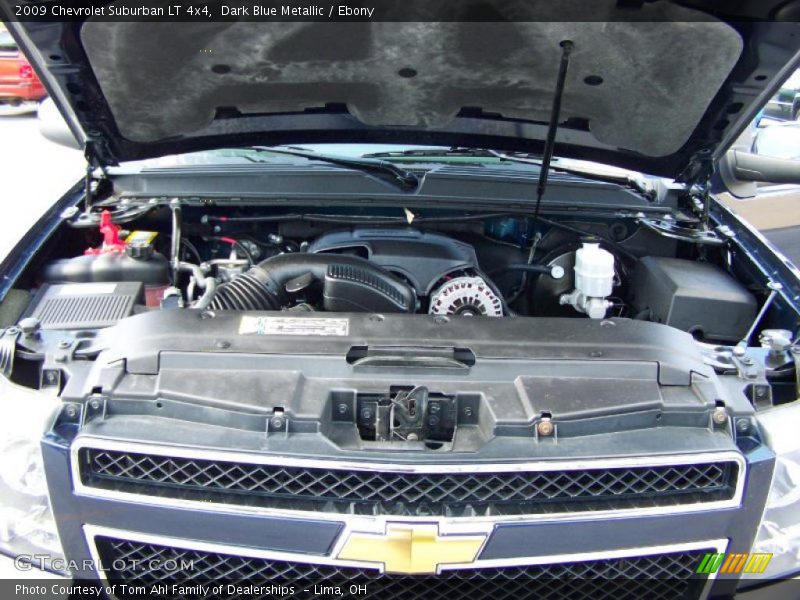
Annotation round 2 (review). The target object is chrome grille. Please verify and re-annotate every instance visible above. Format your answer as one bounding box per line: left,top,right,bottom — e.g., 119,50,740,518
96,536,710,600
79,448,738,516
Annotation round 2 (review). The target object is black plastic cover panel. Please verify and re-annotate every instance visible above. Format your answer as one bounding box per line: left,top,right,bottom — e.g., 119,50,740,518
98,311,711,387
25,282,142,329
309,228,479,294
630,257,757,343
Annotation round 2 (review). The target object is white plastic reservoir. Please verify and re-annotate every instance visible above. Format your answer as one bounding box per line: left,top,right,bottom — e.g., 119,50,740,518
574,243,615,298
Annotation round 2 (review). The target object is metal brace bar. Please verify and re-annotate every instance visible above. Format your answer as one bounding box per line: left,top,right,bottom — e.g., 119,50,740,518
734,281,783,357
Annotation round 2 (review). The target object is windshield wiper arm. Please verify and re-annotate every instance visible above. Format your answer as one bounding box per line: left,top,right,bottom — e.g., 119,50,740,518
488,150,653,196
250,146,420,191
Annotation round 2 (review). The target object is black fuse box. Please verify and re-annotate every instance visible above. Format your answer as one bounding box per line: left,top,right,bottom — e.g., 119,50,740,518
630,256,756,342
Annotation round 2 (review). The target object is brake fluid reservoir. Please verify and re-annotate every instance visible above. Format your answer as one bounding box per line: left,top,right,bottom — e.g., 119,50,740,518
574,243,614,298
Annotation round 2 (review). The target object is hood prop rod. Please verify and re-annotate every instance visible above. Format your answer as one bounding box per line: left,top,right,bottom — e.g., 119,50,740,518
531,40,574,229
82,141,109,215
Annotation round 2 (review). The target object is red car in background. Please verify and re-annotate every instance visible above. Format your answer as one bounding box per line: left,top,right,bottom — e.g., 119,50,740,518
0,29,46,109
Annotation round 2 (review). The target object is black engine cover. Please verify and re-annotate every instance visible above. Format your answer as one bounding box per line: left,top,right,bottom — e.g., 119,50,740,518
308,228,479,295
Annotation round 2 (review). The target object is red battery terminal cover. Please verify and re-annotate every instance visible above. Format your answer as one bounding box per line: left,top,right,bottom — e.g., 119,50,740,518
84,210,127,255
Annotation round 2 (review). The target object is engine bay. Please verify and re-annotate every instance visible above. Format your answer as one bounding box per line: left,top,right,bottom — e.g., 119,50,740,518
13,204,760,339
1,187,797,451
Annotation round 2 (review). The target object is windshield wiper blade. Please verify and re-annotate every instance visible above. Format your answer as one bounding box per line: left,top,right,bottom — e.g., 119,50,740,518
250,146,420,191
363,147,497,159
363,145,652,196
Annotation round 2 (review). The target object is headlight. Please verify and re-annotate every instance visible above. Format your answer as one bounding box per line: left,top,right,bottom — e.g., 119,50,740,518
0,374,63,570
749,400,800,580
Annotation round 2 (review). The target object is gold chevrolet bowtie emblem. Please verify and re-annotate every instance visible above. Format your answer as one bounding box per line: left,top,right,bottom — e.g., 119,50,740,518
337,523,486,574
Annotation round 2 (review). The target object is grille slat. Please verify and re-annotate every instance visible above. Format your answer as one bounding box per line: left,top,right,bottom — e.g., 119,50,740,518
96,537,710,600
80,448,737,517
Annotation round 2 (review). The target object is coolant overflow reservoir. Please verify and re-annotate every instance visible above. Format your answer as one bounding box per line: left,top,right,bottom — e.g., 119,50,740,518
574,243,615,298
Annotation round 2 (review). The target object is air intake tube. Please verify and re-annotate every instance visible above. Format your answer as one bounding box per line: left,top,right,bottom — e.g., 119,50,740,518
209,253,416,313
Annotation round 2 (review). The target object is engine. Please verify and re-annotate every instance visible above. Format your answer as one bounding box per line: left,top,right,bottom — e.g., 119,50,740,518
210,228,505,315
37,222,510,318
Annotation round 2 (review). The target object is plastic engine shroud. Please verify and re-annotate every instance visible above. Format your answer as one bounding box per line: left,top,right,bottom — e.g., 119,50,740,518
307,229,479,295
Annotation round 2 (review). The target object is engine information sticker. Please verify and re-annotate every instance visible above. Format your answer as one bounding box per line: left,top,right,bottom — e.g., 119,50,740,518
57,283,117,295
239,316,349,336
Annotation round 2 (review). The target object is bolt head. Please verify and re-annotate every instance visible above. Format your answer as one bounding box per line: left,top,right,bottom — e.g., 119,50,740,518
270,416,285,429
736,419,751,433
406,433,419,441
712,409,728,425
58,340,70,349
337,404,348,415
90,399,101,410
537,420,554,436
18,318,40,337
65,405,77,418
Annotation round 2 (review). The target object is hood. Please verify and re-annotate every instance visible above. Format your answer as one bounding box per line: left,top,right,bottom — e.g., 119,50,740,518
4,1,800,179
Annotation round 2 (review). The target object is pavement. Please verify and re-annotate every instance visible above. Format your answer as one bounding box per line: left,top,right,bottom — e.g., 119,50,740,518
764,226,800,266
705,191,800,266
